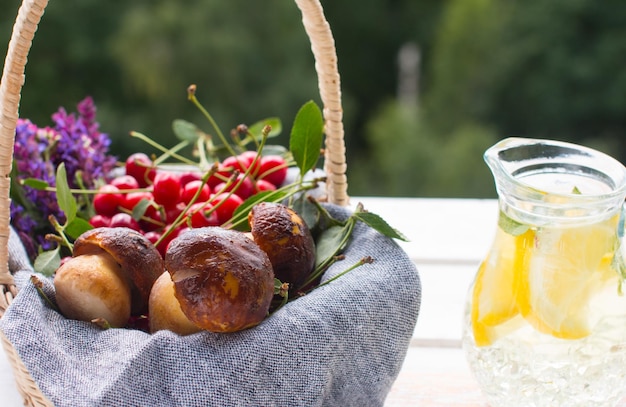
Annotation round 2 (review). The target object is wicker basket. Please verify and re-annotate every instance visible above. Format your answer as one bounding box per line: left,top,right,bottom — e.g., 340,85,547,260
0,1,419,406
0,0,347,404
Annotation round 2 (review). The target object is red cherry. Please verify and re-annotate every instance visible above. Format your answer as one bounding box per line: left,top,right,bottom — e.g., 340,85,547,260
110,175,140,191
155,225,187,258
213,174,254,200
255,179,277,193
210,192,244,224
180,180,211,204
186,203,220,228
89,214,111,228
153,172,181,208
139,205,164,233
118,190,160,232
258,155,288,187
179,171,202,186
125,153,156,187
165,202,186,224
207,171,226,189
109,213,141,232
221,155,239,172
93,185,123,217
143,231,161,246
238,151,261,177
120,191,154,212
236,175,255,199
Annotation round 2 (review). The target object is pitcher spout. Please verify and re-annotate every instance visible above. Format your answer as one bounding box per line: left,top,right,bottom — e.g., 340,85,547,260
483,137,626,227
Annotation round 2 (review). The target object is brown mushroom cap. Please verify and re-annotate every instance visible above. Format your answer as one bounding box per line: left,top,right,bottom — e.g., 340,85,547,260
248,202,316,290
72,227,164,315
165,227,275,333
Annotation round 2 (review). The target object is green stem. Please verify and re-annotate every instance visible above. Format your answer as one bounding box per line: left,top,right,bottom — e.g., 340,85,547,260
73,170,95,218
227,179,321,230
300,216,355,289
308,256,374,293
307,195,345,228
245,127,261,150
153,140,192,167
38,186,150,195
187,90,237,158
196,137,213,170
49,215,75,252
130,131,195,166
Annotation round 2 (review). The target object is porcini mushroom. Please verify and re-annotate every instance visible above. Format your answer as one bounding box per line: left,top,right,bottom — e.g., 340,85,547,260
54,227,164,327
165,227,275,333
54,252,131,328
248,202,316,290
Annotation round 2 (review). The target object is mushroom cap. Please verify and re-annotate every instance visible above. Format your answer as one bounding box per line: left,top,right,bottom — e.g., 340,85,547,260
248,202,316,290
165,227,275,333
54,252,132,328
73,227,164,315
149,271,202,335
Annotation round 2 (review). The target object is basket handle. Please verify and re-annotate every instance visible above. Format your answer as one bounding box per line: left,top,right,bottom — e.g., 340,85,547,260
0,0,348,314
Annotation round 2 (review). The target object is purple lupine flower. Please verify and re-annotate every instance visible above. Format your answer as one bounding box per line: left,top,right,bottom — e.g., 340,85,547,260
51,96,117,188
10,97,118,260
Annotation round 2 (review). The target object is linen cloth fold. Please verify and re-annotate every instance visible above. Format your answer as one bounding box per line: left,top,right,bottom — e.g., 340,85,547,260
0,205,421,407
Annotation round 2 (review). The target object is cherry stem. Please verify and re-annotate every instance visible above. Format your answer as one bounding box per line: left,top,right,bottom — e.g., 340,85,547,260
307,256,374,293
187,86,238,159
48,214,74,253
130,131,195,167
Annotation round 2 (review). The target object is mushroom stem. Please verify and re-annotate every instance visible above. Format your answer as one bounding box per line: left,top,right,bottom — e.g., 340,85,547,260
54,252,132,328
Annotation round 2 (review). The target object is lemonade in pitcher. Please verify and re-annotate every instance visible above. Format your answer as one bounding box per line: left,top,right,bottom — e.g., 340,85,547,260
462,138,626,406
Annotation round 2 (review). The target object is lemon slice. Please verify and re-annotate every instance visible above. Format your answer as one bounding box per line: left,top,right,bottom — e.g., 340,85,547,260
520,216,619,339
471,226,535,347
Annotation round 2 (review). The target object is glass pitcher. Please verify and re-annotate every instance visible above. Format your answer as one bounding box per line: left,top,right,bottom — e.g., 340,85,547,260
462,137,626,407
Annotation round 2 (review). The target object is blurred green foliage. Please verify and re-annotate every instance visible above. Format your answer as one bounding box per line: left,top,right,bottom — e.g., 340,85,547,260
1,0,625,198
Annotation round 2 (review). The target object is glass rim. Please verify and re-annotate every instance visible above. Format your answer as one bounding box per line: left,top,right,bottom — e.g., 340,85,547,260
485,137,626,201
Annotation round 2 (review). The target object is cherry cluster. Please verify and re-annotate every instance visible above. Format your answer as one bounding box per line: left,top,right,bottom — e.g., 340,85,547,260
90,151,288,257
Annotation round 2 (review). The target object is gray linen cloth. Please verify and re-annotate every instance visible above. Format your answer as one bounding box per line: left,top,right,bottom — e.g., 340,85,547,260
0,205,421,407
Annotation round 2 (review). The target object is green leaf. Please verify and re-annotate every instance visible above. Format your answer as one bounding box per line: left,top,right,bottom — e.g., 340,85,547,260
34,247,61,277
131,198,152,220
22,178,50,190
55,163,77,224
571,186,582,194
11,167,43,216
353,211,409,241
248,118,282,139
64,217,93,240
291,196,319,230
260,145,289,157
172,119,204,143
315,223,351,268
274,278,283,292
498,211,530,236
290,101,324,176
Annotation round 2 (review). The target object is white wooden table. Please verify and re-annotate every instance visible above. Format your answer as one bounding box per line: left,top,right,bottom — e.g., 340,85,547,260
360,197,496,406
0,197,497,405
